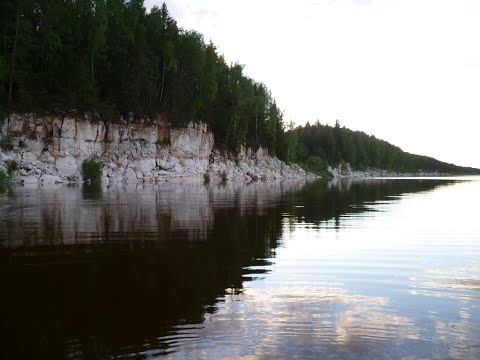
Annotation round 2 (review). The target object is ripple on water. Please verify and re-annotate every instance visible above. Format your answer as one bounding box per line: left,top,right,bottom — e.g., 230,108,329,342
1,178,480,359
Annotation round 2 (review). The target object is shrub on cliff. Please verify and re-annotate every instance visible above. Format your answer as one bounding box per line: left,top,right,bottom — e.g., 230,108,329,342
0,160,17,184
81,157,103,183
5,159,18,173
0,170,8,183
0,133,13,151
220,170,228,182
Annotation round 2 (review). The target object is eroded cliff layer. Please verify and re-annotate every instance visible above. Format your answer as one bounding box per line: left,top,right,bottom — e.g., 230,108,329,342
0,113,312,184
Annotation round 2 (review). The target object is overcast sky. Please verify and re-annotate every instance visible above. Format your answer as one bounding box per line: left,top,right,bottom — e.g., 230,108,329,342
145,0,480,168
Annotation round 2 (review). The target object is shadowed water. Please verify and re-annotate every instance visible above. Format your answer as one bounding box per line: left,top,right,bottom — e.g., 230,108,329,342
0,178,479,359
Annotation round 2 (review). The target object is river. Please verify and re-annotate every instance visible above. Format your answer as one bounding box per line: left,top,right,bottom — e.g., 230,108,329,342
0,177,479,359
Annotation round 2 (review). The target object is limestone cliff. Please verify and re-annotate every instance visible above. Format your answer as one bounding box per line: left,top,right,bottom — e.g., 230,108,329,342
0,113,314,184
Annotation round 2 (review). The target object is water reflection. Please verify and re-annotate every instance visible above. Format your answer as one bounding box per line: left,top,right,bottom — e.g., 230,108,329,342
0,178,478,359
1,180,309,249
413,266,480,296
191,288,420,360
294,178,455,227
0,183,8,195
408,263,480,359
0,180,305,359
81,182,103,200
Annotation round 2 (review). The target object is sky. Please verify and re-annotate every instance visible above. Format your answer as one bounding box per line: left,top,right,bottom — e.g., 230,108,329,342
145,0,480,169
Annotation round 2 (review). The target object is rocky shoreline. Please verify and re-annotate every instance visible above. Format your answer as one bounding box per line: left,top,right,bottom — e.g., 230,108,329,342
0,113,316,185
327,162,444,178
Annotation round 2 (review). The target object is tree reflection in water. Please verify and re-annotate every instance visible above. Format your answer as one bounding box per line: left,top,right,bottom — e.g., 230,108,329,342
0,178,463,359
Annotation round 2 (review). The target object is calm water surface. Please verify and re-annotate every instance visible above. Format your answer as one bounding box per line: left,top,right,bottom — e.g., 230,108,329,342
0,178,479,359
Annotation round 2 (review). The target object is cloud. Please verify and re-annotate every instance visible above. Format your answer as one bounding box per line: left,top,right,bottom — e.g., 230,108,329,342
352,0,373,5
160,286,421,359
327,0,373,5
191,8,219,18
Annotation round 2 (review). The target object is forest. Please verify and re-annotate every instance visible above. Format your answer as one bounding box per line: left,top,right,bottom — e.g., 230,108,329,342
0,0,288,156
1,0,478,174
295,121,480,174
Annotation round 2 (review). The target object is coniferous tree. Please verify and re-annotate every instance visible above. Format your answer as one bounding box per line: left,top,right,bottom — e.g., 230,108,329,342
0,0,478,174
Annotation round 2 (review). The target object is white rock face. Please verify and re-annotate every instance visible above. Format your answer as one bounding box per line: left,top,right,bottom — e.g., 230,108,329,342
24,139,44,156
134,158,156,174
19,176,39,184
76,120,97,141
22,151,38,164
40,174,64,184
0,113,316,184
56,156,78,177
130,123,158,143
61,118,77,138
125,168,138,183
38,151,56,164
327,163,441,178
170,122,214,160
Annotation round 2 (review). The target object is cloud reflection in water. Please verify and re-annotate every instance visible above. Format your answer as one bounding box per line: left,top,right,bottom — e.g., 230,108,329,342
161,284,420,359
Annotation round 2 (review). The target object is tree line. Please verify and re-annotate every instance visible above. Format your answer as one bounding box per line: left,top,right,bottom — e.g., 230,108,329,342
295,120,480,174
1,0,477,174
0,0,290,156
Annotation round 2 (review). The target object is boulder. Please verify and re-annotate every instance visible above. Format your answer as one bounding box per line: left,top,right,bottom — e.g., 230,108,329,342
125,168,137,182
38,151,56,164
56,156,78,176
40,174,63,184
22,151,38,164
134,158,156,174
23,139,45,156
19,176,39,184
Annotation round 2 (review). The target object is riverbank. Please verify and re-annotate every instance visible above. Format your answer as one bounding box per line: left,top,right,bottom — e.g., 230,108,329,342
0,113,316,185
327,162,445,178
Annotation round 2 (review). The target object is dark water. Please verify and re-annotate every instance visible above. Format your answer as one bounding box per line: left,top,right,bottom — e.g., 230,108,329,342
0,178,479,359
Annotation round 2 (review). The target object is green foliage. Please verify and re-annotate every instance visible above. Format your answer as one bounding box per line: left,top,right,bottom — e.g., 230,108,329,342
277,126,297,163
0,160,16,184
81,157,103,183
0,56,7,97
1,1,478,175
0,133,14,151
306,156,327,173
156,164,171,171
6,159,18,173
203,172,210,183
82,182,102,200
0,1,286,155
0,170,9,183
220,170,228,181
296,122,480,175
157,138,170,147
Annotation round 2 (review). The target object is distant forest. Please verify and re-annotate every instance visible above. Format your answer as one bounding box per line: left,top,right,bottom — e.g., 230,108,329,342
295,121,480,174
1,0,478,174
